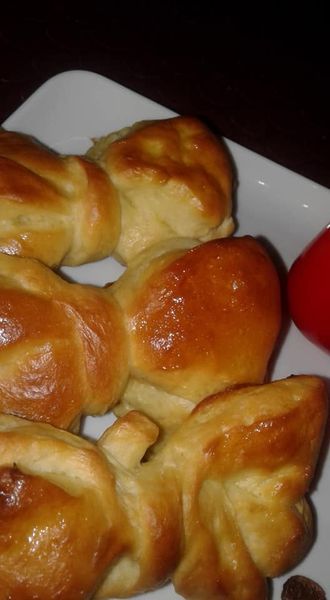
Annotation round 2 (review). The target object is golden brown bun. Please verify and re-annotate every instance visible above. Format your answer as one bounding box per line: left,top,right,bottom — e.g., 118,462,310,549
0,253,128,429
0,420,131,600
0,236,280,431
0,375,326,599
0,129,120,266
113,235,281,432
170,375,327,599
87,116,235,263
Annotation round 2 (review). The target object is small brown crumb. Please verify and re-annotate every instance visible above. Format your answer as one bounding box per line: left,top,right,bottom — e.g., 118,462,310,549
282,575,326,599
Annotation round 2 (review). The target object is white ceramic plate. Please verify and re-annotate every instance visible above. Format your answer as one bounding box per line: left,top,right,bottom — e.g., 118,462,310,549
3,70,330,599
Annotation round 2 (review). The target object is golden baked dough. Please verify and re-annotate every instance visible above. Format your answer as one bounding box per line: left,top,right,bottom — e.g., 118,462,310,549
0,129,120,266
0,375,326,599
87,116,235,263
113,235,281,432
0,419,131,600
0,252,128,429
0,236,280,431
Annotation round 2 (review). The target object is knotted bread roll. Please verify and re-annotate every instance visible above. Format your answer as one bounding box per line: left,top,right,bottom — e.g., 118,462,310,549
0,236,280,431
0,129,120,266
0,375,326,599
87,115,235,263
0,117,234,267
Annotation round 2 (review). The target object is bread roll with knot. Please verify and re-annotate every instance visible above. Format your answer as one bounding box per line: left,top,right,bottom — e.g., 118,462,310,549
0,129,120,266
0,117,234,267
0,375,326,599
87,116,235,264
112,235,281,433
0,252,128,429
0,236,280,431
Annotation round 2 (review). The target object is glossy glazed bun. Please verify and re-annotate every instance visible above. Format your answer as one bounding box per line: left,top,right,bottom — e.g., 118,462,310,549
0,252,128,429
113,235,281,432
0,236,281,433
0,375,326,599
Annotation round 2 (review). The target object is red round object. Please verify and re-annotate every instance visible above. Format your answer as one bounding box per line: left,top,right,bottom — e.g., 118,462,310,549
287,225,330,352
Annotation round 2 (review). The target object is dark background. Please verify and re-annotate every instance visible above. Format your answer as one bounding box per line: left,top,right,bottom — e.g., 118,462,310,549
0,2,329,188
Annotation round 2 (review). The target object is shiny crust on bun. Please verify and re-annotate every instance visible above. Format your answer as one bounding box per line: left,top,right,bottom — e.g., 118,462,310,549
0,236,280,433
0,253,128,429
113,235,281,431
0,375,326,599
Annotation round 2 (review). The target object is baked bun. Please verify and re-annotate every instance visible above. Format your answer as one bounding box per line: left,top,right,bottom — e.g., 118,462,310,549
113,235,281,432
0,119,234,268
87,116,235,263
0,129,120,266
0,417,131,600
0,236,280,432
0,375,326,599
0,253,128,429
169,375,327,599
